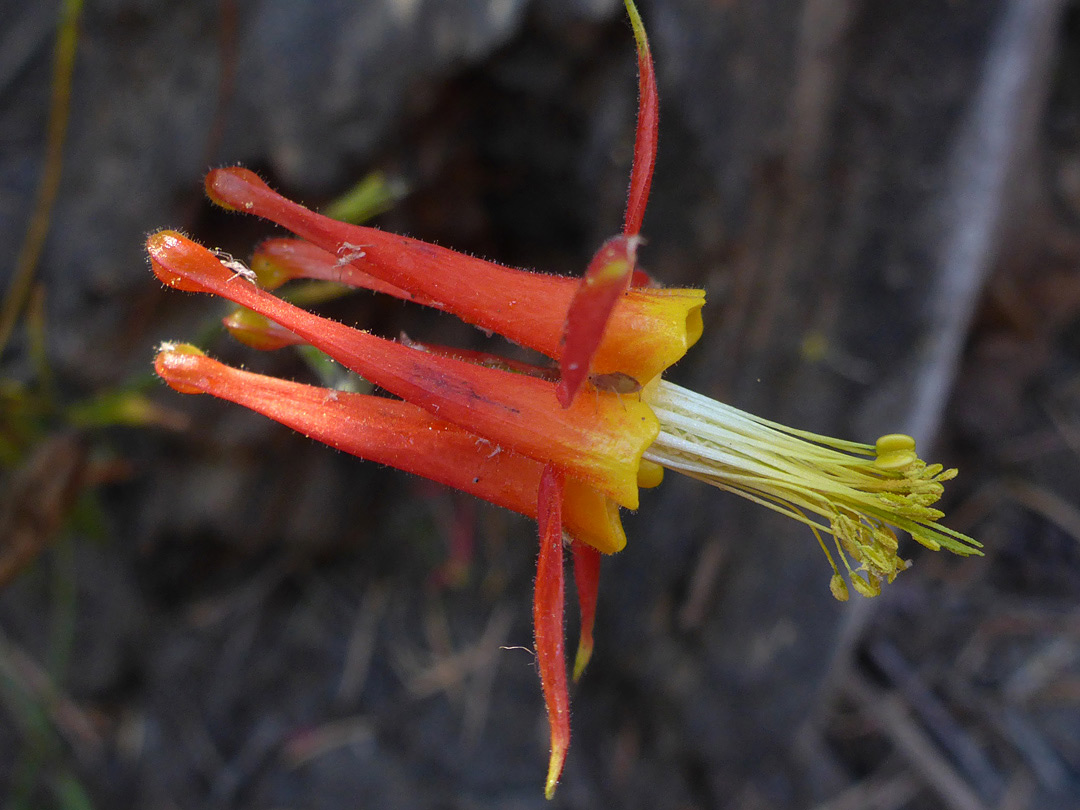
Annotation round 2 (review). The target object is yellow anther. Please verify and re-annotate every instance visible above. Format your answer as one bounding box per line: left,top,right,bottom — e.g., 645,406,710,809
875,433,916,455
909,531,942,552
642,380,981,602
849,574,881,599
874,449,917,470
829,573,849,602
877,527,899,552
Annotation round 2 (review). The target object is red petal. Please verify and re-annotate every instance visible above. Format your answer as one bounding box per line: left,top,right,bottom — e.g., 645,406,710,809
148,231,657,509
204,167,703,385
571,542,600,681
207,166,574,347
534,464,569,799
153,345,628,552
623,0,658,238
556,235,638,408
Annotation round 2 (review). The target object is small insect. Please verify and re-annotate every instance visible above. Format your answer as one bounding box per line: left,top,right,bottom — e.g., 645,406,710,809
335,241,368,267
589,372,642,395
212,249,258,284
473,436,502,459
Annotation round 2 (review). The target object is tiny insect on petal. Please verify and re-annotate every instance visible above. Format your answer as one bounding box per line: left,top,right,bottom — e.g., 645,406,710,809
252,238,431,304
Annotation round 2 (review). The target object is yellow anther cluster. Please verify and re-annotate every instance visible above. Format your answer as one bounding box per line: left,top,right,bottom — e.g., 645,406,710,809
642,382,981,600
825,508,906,599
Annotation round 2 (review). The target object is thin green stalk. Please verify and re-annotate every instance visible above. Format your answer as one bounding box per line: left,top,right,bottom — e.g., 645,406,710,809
0,0,84,359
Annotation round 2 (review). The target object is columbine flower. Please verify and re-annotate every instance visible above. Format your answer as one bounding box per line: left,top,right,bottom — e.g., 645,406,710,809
147,1,978,797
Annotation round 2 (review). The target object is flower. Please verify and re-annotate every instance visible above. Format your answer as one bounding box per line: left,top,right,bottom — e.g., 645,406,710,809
147,0,979,797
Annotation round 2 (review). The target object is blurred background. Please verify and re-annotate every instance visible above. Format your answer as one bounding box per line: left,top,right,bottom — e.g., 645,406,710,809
2,0,1080,807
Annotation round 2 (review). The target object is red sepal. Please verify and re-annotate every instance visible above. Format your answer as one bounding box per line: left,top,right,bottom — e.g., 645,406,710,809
535,464,569,799
571,542,600,681
556,235,638,408
623,0,658,237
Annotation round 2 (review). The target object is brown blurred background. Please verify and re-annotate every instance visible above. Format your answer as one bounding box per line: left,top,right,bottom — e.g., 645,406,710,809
2,0,1080,807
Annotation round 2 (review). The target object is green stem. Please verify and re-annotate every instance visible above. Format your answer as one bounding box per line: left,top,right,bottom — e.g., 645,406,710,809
0,0,84,359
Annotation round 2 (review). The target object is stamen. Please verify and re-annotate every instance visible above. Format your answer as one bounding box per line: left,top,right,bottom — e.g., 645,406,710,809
642,381,980,598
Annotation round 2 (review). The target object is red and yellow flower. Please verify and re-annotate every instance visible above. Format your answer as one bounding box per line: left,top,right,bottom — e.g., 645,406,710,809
148,1,978,797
